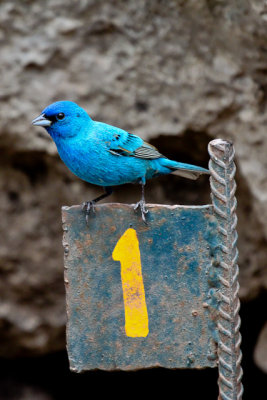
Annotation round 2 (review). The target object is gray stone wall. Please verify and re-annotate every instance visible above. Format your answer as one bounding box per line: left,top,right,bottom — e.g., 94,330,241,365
0,0,266,382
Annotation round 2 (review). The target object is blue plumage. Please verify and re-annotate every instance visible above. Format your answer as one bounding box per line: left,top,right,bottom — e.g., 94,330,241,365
32,101,209,222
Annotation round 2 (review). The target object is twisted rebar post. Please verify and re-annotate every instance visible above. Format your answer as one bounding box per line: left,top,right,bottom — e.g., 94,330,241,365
208,139,243,400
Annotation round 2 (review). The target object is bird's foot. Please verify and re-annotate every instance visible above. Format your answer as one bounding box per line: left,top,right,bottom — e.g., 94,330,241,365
82,200,96,224
134,199,148,224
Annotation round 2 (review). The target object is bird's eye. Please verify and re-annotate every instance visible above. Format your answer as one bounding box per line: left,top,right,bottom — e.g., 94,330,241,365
56,112,65,120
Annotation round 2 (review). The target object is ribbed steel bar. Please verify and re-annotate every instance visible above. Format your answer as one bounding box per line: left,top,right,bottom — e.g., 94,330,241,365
208,139,243,400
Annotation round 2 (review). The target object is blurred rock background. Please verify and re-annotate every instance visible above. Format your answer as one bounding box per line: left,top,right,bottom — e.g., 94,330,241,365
0,0,266,398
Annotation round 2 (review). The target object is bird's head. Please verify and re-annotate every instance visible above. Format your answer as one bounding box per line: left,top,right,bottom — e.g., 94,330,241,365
32,101,92,140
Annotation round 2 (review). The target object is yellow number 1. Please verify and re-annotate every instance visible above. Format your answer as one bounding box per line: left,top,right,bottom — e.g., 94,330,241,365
112,228,149,338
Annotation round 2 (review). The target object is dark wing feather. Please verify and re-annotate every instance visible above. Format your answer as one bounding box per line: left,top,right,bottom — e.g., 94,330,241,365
109,132,164,160
132,141,164,159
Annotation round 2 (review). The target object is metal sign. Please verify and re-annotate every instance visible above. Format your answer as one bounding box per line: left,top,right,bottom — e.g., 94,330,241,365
62,140,243,400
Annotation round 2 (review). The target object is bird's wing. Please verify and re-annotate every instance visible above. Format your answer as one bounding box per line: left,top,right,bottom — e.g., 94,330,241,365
107,130,163,160
131,140,164,159
93,121,164,159
110,135,164,159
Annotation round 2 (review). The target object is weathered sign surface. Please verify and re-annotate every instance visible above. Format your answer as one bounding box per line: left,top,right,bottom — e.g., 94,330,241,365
62,140,244,400
62,203,219,372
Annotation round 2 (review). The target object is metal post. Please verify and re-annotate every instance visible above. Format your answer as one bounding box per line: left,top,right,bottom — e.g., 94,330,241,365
208,139,243,400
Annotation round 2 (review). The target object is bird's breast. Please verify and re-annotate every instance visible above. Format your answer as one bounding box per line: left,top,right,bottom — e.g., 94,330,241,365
55,139,148,186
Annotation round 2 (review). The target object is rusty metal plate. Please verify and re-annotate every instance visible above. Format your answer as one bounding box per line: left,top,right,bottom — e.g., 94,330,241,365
62,203,219,372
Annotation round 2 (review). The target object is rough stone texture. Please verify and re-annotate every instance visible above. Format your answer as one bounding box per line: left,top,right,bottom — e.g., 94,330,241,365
0,0,266,373
254,322,267,374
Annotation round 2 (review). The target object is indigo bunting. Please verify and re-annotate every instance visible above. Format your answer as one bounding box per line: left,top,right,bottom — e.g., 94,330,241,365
32,101,209,223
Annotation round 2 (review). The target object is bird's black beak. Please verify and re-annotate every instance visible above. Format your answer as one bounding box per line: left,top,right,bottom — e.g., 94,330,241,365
31,113,52,127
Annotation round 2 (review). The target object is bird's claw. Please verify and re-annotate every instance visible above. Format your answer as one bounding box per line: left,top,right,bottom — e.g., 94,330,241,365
82,200,96,224
134,200,148,224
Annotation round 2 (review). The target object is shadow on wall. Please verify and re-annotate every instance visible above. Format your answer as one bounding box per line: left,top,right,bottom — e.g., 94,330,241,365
0,292,266,400
0,128,266,399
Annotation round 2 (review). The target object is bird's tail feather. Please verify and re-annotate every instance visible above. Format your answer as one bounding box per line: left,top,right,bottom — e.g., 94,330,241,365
161,159,210,180
171,169,201,180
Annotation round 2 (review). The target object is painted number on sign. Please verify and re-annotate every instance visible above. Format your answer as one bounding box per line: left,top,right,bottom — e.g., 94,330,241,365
112,228,149,338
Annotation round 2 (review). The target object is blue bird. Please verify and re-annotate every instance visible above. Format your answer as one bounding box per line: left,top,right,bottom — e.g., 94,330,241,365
32,101,209,223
